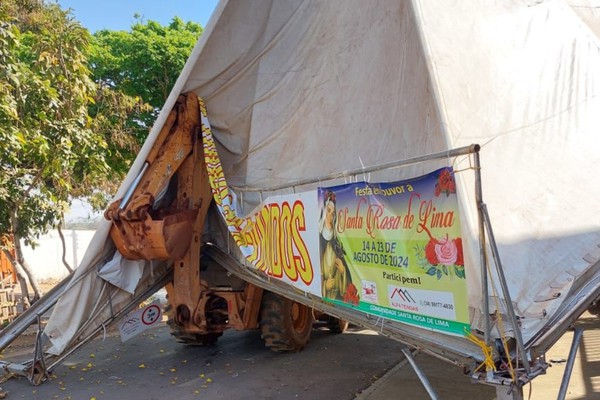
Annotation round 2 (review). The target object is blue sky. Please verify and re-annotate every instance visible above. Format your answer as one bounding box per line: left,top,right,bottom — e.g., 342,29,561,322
55,0,219,32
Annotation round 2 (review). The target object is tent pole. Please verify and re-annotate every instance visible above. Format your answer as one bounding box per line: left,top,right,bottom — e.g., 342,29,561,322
401,347,440,400
481,204,531,376
473,150,491,351
557,327,583,400
496,384,524,400
233,144,481,193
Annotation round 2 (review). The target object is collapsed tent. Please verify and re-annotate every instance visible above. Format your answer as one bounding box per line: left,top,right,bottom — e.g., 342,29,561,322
33,0,600,392
178,0,600,340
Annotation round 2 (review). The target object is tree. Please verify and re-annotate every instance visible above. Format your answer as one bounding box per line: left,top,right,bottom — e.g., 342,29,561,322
0,1,130,301
89,17,202,144
0,3,202,302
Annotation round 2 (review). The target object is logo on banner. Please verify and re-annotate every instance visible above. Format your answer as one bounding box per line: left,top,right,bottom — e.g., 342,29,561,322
388,286,419,312
361,280,378,303
390,287,416,303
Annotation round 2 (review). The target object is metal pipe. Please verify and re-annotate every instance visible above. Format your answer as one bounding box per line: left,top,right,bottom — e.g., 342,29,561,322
557,327,584,400
204,243,479,366
0,272,73,352
481,204,531,375
119,162,149,209
473,150,491,350
47,267,173,373
0,267,173,383
496,384,524,400
0,254,105,353
232,144,480,192
401,347,440,400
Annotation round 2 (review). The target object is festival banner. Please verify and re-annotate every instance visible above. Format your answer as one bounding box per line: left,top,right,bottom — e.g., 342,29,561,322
200,100,322,296
317,168,470,336
200,98,469,336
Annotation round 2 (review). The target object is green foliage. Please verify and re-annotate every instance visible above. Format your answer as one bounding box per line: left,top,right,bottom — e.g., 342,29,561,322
89,17,202,141
0,1,106,243
0,2,202,246
0,4,92,297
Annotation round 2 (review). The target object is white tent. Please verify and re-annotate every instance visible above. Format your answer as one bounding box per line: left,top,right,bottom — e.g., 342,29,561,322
179,0,600,341
44,0,600,376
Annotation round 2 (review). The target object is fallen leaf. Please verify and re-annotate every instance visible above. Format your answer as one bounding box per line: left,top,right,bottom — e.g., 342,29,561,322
139,364,146,369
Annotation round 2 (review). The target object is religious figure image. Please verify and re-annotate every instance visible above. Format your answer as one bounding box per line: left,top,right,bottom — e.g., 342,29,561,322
319,190,359,305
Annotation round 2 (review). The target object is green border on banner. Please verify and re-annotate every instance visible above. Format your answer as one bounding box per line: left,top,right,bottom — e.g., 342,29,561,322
326,299,470,337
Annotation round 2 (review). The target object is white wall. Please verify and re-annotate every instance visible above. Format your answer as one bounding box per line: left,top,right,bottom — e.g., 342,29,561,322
21,230,96,281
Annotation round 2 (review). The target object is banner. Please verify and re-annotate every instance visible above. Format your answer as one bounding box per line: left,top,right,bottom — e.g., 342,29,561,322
118,300,163,342
200,99,469,336
201,101,322,296
317,168,469,336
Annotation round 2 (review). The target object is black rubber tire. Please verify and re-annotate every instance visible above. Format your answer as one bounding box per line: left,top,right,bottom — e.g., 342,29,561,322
164,299,222,346
260,292,313,352
327,317,349,334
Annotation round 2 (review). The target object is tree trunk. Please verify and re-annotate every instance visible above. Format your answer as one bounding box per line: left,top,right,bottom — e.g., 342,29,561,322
1,248,30,306
56,224,73,273
13,235,42,303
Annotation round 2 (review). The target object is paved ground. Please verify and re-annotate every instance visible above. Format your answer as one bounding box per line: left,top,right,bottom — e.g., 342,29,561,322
1,286,599,400
358,312,600,400
1,323,407,400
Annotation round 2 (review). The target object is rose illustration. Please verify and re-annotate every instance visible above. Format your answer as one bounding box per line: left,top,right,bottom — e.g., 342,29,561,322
434,237,458,266
454,238,464,266
425,238,438,265
435,169,456,197
415,225,465,280
343,283,360,305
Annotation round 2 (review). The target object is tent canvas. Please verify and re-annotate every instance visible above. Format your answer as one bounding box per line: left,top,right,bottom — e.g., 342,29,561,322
43,0,600,380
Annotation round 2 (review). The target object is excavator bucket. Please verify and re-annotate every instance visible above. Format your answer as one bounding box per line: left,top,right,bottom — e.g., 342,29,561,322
109,208,198,261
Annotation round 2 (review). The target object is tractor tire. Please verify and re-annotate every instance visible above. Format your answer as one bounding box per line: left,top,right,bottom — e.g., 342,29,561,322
327,317,349,333
164,300,222,346
260,292,313,352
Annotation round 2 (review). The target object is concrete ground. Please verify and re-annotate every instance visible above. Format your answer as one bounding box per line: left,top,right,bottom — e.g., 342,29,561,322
2,280,600,399
357,312,600,400
0,324,407,400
